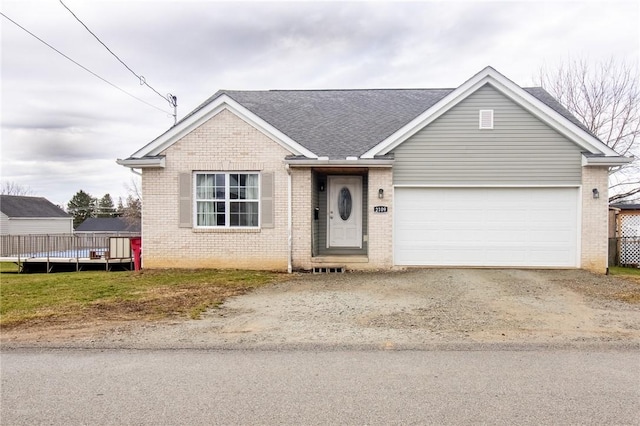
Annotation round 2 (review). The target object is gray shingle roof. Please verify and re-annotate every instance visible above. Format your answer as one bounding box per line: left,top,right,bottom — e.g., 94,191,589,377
220,88,456,158
163,84,594,159
75,217,141,233
0,195,70,218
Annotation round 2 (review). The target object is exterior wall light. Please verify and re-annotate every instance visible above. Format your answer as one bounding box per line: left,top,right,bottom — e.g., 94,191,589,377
592,188,599,199
378,188,384,199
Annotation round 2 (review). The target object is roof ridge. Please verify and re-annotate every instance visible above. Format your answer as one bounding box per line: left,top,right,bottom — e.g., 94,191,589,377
221,88,457,93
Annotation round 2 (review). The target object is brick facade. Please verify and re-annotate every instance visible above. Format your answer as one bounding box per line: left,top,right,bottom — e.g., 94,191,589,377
141,109,291,270
580,166,610,273
365,168,394,268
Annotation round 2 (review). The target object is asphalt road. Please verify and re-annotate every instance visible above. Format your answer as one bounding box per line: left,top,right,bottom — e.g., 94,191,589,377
1,348,639,425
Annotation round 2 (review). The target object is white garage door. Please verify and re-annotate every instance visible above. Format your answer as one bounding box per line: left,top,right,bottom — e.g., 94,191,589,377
394,187,579,267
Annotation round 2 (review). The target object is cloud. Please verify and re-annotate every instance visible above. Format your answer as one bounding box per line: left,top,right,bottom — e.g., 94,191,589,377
1,0,638,208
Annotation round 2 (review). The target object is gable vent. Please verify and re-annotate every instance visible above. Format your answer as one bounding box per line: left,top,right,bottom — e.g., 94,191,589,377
479,109,494,129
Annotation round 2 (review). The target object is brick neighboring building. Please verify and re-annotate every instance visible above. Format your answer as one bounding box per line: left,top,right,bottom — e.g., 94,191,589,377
118,67,629,273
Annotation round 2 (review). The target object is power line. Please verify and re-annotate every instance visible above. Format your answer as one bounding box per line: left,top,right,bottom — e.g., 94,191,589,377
58,0,177,113
0,12,173,115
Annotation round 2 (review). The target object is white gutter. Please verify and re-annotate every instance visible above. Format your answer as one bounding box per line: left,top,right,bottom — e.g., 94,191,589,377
582,155,633,167
116,157,166,168
285,159,394,167
286,164,292,274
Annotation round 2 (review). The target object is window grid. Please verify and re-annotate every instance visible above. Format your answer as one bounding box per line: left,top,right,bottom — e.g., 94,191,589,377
195,172,259,228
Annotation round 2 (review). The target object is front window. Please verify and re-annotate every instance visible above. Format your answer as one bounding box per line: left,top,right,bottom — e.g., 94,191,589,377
195,172,259,227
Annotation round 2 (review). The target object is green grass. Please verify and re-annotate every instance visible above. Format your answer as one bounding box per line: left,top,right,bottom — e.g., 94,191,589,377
0,263,283,328
609,266,640,277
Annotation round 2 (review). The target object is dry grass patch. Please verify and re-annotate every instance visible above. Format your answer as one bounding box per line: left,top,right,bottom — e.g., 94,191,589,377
549,267,640,304
0,264,284,330
609,267,640,303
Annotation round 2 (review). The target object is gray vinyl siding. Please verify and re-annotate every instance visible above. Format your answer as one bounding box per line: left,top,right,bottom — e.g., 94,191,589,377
0,213,8,236
3,218,73,235
391,84,583,185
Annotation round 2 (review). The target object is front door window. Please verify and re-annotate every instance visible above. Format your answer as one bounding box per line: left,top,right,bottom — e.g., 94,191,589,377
338,187,352,220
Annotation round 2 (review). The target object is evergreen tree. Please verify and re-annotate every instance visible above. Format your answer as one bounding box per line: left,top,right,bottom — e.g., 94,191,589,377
116,197,125,217
67,190,96,228
97,193,116,217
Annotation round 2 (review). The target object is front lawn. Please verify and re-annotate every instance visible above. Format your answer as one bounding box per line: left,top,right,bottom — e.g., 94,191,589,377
0,264,283,329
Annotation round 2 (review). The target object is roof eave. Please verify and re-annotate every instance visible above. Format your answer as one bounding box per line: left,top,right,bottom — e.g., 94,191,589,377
116,156,166,168
285,158,394,168
8,216,72,220
581,154,633,167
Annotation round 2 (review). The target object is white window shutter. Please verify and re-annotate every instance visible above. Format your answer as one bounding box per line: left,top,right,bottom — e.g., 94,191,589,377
479,109,494,129
261,172,274,228
178,173,192,228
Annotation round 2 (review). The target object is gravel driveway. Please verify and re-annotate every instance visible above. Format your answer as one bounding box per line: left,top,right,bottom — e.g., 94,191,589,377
38,268,635,349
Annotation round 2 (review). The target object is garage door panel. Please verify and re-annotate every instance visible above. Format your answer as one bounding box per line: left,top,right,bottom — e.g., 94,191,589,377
394,188,578,267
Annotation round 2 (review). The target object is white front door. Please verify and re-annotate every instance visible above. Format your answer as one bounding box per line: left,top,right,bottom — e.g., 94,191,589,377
327,176,362,248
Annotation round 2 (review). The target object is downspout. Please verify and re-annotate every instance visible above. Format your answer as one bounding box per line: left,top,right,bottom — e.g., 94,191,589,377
130,168,142,269
286,164,293,273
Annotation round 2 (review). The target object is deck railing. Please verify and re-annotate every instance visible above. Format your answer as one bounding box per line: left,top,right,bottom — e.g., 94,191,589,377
0,233,139,258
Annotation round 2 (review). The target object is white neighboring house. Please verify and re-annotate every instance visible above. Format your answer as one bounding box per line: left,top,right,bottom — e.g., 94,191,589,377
0,195,73,235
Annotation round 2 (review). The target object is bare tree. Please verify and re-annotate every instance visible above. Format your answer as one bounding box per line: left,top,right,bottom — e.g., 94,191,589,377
120,176,142,222
1,181,34,196
124,176,142,201
537,58,639,203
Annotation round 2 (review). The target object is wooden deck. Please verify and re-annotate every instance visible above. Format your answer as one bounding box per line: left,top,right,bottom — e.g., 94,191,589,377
0,255,133,273
1,234,137,273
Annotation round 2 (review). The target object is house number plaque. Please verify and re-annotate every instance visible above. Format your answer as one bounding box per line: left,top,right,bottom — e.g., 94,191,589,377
373,206,388,213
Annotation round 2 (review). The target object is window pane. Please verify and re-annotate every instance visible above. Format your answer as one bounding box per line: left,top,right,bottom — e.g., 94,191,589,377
229,187,239,200
196,173,225,200
246,174,258,186
195,175,207,199
196,200,226,226
230,201,258,227
214,174,224,200
246,187,258,199
245,174,259,200
196,201,214,226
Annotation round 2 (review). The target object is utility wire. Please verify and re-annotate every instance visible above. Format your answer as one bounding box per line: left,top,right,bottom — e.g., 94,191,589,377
0,12,173,115
58,0,177,110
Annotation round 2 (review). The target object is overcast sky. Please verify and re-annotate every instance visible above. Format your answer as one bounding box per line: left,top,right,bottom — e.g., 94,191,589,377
1,0,639,207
